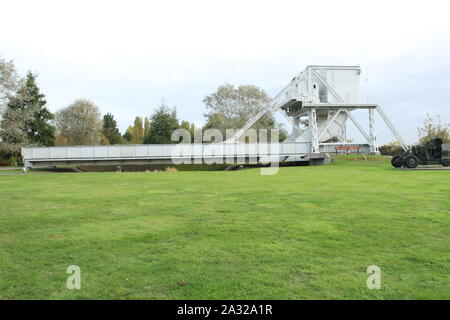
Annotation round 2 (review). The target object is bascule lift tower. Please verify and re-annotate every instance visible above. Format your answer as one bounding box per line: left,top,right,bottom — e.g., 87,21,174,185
228,65,408,162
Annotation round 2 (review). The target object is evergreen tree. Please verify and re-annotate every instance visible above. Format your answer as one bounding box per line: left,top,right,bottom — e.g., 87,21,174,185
1,72,55,146
144,104,179,144
102,113,122,144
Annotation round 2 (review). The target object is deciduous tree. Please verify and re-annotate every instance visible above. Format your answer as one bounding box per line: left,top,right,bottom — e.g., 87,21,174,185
144,117,151,137
0,55,19,114
132,116,145,144
203,84,279,140
418,113,449,144
123,126,133,143
55,99,102,145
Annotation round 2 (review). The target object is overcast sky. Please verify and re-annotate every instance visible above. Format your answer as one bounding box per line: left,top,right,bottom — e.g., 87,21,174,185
1,0,449,144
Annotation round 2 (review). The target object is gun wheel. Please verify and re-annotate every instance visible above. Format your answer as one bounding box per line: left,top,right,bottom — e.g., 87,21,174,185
391,155,403,168
404,155,418,168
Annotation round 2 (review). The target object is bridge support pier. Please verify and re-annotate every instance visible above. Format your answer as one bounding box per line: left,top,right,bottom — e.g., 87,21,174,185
22,161,32,174
369,108,379,154
309,108,319,153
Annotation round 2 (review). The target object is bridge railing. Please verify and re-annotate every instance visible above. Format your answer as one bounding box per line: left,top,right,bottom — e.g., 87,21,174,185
22,142,310,162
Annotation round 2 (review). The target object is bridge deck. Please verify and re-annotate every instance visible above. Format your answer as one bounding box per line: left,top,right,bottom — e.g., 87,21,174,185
22,142,310,168
22,142,370,168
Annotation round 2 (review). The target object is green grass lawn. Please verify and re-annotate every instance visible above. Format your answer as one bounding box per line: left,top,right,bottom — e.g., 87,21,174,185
0,157,449,299
0,169,22,174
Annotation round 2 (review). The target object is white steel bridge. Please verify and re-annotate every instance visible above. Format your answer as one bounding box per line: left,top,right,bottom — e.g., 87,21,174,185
21,65,405,170
22,142,325,168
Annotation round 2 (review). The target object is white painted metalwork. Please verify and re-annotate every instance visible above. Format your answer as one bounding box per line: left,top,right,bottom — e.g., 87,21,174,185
376,105,408,151
309,108,319,153
368,108,379,153
318,109,343,141
227,65,407,154
345,110,370,142
227,65,362,146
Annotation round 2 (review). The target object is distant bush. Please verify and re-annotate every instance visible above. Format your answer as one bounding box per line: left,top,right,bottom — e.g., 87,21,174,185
8,157,17,166
0,143,22,161
379,142,404,156
0,157,18,166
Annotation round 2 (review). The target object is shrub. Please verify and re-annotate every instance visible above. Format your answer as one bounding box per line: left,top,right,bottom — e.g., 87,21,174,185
0,143,22,160
8,157,17,166
379,143,404,156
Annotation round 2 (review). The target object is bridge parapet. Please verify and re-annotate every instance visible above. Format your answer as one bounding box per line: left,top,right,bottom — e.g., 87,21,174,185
22,142,311,168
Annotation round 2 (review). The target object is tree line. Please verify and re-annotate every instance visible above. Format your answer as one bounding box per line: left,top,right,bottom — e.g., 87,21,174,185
53,99,185,146
0,70,198,149
1,54,448,161
0,56,282,162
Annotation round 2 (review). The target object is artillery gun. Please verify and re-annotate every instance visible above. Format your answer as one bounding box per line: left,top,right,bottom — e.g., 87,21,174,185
391,138,450,168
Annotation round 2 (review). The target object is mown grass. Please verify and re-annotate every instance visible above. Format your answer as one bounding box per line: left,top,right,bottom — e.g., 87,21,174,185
0,156,448,299
0,171,22,174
